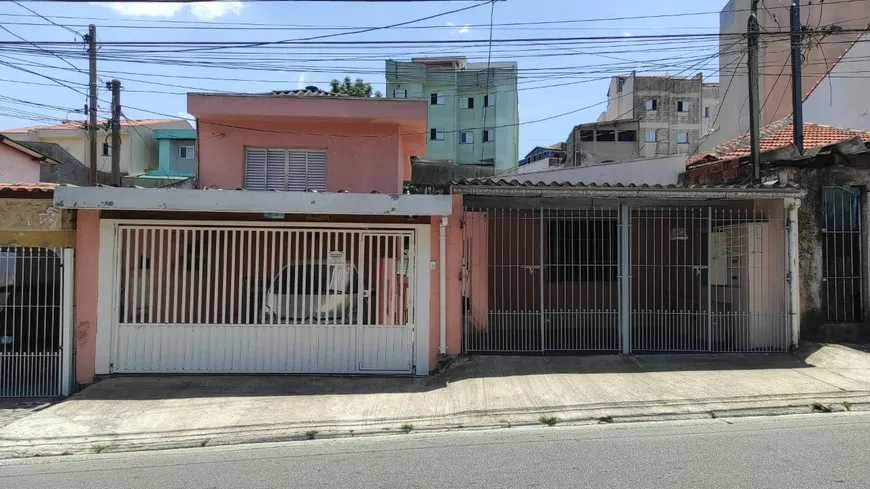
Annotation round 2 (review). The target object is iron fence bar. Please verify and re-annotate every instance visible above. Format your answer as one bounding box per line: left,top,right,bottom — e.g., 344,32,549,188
539,207,545,354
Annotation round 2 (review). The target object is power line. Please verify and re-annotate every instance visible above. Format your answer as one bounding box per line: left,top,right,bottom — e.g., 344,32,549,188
10,0,82,37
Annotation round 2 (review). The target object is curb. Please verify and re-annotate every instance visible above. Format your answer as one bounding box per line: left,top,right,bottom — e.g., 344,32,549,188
2,393,868,459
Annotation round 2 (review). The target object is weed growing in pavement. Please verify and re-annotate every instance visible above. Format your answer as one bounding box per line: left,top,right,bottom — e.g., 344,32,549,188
843,401,853,411
200,439,210,447
539,416,558,426
91,444,108,454
304,430,319,440
401,424,414,434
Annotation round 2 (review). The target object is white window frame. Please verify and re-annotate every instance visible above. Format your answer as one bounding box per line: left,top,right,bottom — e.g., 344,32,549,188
393,88,407,99
483,129,495,142
644,130,657,143
179,145,195,159
431,93,445,105
645,99,657,111
459,97,474,109
677,132,690,144
460,131,474,144
677,100,692,113
244,147,327,192
484,93,496,107
430,129,445,141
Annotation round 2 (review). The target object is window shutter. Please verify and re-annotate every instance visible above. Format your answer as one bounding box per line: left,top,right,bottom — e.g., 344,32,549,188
306,150,327,191
245,148,267,190
266,149,288,190
286,150,308,191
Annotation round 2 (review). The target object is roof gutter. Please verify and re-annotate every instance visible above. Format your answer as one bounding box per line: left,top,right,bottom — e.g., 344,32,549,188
451,185,806,200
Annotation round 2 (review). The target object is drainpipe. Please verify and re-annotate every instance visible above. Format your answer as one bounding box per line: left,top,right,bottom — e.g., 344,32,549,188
787,199,802,349
439,216,448,355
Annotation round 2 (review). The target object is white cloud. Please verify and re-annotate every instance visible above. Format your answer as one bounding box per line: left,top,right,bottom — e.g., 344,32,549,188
446,22,471,37
296,73,308,89
92,1,243,20
190,1,243,20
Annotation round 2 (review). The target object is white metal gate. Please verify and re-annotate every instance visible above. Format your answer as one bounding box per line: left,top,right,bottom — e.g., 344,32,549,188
1,247,73,397
111,224,416,374
462,203,791,354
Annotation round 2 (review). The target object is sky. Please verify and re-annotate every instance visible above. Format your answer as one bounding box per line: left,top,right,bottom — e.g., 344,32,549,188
0,0,727,157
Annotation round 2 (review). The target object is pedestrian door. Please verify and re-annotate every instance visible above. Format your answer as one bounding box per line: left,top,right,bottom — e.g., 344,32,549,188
1,247,73,397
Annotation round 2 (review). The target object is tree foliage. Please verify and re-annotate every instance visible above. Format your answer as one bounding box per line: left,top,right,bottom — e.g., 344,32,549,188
329,76,383,98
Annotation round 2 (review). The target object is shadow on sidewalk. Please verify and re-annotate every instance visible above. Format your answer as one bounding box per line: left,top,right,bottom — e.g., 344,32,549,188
72,352,817,401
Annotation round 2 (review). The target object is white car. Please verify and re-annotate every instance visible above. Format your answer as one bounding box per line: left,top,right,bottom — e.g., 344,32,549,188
263,260,362,323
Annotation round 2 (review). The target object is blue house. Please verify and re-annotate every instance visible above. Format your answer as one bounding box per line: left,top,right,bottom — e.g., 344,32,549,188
518,142,566,167
145,129,197,178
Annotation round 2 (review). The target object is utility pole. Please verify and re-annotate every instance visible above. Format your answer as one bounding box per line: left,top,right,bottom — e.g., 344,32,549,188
87,24,97,186
110,79,121,186
790,1,804,153
747,0,761,182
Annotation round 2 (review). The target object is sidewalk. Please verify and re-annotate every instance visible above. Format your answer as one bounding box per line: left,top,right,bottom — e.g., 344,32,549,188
2,344,869,458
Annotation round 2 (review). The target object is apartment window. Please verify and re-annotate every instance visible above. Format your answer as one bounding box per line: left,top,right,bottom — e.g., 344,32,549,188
596,130,615,142
579,130,595,142
645,99,658,111
677,101,692,113
102,142,111,156
677,132,689,144
460,131,474,144
484,94,495,107
644,130,657,143
704,107,710,118
244,148,326,192
483,129,495,142
459,97,474,109
549,219,618,282
430,128,445,141
618,130,637,142
393,88,407,99
616,77,625,93
430,93,445,105
179,145,195,159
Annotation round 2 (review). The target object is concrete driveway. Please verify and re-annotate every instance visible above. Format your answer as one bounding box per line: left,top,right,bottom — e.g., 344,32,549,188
2,346,869,458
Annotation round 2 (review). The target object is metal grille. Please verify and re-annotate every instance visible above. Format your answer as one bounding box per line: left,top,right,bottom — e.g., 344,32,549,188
462,203,791,354
462,206,620,353
821,187,863,323
630,207,789,352
1,247,71,397
112,225,415,374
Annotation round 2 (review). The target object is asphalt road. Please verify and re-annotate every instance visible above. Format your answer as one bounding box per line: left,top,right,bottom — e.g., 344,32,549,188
2,413,869,488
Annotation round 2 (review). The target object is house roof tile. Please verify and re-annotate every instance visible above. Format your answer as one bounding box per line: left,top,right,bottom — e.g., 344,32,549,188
687,119,870,165
2,119,188,133
0,182,57,192
269,88,347,98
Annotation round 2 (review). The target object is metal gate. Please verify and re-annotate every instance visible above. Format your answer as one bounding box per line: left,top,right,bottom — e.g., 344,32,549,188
821,187,863,323
111,224,416,374
462,203,791,354
1,247,73,397
462,205,620,353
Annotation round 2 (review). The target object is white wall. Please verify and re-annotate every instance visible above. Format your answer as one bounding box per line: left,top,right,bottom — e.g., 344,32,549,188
803,33,870,131
516,155,686,186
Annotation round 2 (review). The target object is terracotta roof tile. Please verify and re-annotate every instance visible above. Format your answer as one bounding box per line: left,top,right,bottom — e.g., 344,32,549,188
2,119,188,133
269,88,347,98
0,182,57,192
688,119,870,165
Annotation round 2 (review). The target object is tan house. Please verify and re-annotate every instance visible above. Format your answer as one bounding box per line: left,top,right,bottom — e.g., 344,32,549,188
2,119,193,178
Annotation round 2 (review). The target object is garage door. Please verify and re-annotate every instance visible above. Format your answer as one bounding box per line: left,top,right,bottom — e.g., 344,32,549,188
110,224,417,374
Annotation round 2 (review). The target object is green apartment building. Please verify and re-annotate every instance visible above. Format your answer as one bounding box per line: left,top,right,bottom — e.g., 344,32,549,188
385,57,519,171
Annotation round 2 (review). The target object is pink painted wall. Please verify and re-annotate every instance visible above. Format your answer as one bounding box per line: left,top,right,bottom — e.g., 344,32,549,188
188,94,428,194
197,120,408,194
0,143,41,183
74,209,100,385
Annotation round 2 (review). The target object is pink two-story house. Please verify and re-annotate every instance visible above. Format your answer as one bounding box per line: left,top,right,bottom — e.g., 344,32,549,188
56,88,454,385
